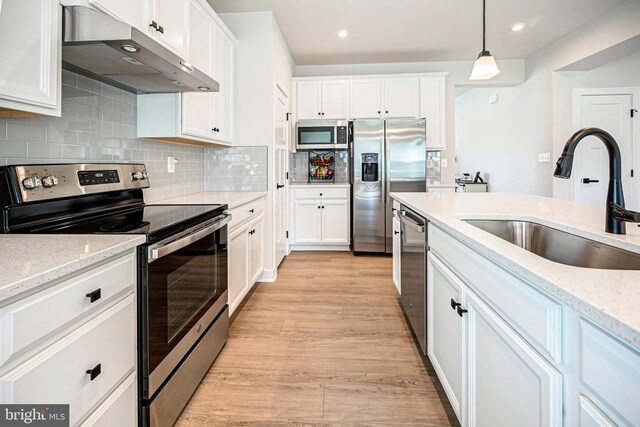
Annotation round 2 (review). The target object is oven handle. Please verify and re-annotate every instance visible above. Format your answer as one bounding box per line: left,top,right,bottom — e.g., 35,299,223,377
148,214,231,261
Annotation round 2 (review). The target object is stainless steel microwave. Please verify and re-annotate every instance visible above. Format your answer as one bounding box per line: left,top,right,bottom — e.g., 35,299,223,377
296,120,350,150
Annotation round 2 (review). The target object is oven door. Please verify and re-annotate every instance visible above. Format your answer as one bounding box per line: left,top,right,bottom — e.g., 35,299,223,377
141,213,230,399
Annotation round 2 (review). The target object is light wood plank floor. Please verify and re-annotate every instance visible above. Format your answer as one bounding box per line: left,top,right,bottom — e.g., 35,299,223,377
176,252,459,426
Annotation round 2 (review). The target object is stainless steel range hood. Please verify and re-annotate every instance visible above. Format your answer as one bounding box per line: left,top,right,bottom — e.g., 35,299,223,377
62,6,219,94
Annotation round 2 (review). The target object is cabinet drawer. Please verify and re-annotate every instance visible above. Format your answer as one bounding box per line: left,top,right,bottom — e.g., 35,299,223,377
429,225,562,362
0,253,136,366
0,295,136,426
579,319,640,426
294,187,349,200
229,198,265,230
80,372,136,427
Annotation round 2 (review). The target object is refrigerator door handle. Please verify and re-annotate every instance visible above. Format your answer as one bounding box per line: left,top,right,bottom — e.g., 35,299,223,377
385,131,391,203
380,133,386,204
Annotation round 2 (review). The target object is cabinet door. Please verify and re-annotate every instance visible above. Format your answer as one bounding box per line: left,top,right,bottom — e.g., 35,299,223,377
89,0,147,32
212,27,234,143
349,79,383,119
383,78,419,118
228,225,249,315
181,0,215,140
392,216,401,293
466,290,562,427
0,0,60,115
293,199,322,244
249,215,265,285
321,80,347,119
321,199,350,244
296,81,322,120
420,76,446,150
427,254,464,424
151,0,188,58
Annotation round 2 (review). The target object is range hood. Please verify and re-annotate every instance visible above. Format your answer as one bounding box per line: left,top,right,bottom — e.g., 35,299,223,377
62,6,219,94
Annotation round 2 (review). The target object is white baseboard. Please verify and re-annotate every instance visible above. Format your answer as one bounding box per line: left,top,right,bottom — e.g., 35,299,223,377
290,245,351,251
258,268,277,282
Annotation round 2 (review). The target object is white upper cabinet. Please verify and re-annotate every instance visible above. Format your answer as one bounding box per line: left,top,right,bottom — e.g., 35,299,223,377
148,0,189,59
0,0,61,116
88,0,147,31
349,79,384,119
212,25,234,143
296,80,347,120
384,77,420,118
421,76,447,150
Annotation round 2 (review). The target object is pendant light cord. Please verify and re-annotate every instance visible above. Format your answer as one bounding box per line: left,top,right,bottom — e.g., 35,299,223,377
482,0,486,52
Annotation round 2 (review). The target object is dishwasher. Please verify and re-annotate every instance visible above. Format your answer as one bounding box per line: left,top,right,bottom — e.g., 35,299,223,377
399,205,428,355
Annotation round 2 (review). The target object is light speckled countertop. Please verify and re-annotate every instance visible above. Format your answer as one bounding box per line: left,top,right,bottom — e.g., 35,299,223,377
390,192,640,348
0,235,145,304
152,191,267,209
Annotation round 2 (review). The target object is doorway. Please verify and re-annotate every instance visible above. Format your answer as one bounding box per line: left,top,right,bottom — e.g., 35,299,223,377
573,88,639,210
274,84,289,267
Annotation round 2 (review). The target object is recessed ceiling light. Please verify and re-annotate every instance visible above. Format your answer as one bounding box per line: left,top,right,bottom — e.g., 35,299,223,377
337,29,349,38
510,22,526,32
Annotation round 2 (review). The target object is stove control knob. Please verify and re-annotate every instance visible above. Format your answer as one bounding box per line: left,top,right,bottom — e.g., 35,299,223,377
41,175,58,188
131,171,145,181
22,176,41,190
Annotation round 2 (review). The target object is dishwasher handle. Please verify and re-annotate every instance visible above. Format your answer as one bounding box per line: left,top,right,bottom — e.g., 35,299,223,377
399,210,425,233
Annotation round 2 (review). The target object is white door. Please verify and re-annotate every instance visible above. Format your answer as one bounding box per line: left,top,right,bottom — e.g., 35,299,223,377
293,200,322,244
384,78,420,118
427,254,464,424
349,79,383,119
151,0,188,58
574,92,635,209
228,226,249,315
320,199,349,244
249,215,265,284
392,216,401,293
0,0,60,114
296,81,322,120
274,86,289,266
182,0,214,140
89,0,147,32
321,80,347,119
466,290,562,427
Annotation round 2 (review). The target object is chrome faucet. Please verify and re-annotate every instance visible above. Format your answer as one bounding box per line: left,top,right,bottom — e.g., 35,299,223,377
554,127,640,235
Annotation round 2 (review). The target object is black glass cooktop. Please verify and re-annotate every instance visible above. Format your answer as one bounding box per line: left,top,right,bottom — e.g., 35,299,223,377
33,204,226,244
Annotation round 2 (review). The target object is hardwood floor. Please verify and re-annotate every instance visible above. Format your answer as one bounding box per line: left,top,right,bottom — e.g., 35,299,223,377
176,252,459,426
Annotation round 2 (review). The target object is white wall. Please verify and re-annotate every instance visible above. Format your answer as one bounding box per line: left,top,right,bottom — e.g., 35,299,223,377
295,60,525,185
455,0,640,197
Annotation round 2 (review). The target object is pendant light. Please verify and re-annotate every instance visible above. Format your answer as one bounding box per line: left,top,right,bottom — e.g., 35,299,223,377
469,0,500,80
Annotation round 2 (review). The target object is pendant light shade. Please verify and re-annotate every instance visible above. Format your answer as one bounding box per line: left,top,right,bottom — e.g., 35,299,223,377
469,0,500,80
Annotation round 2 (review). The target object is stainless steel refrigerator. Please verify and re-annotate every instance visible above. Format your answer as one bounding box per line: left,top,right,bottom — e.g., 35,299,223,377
352,119,426,254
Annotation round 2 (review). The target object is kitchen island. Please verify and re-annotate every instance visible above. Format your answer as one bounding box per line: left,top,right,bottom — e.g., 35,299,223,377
391,191,640,427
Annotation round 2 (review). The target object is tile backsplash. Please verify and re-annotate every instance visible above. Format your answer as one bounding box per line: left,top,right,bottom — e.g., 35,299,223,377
0,70,205,203
204,146,268,192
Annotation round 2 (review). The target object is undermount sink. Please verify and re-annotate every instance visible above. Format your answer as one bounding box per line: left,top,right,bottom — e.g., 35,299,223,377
464,219,640,271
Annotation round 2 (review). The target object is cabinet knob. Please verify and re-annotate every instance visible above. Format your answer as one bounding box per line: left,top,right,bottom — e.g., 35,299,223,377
377,110,381,114
86,364,101,381
321,112,325,116
394,230,399,235
385,110,389,114
149,21,158,30
319,193,323,196
322,206,325,209
86,289,102,303
318,206,321,209
249,209,255,213
157,25,164,34
450,298,461,310
277,184,285,189
457,306,468,317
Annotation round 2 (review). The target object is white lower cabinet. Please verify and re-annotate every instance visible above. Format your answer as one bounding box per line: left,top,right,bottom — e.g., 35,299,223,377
428,240,562,427
227,196,266,315
392,215,401,293
0,251,138,426
290,186,350,250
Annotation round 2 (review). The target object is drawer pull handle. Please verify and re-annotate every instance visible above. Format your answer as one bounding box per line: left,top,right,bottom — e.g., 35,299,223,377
86,289,102,303
457,306,468,317
450,298,461,310
249,209,255,213
86,364,101,381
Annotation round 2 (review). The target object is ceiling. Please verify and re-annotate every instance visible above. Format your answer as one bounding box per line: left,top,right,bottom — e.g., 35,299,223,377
208,0,626,66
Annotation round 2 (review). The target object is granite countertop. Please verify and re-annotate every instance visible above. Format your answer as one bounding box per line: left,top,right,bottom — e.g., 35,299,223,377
0,234,145,304
152,191,267,209
289,183,351,188
390,191,640,348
